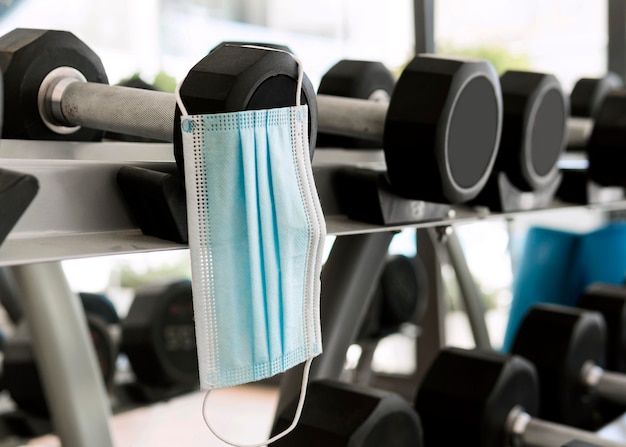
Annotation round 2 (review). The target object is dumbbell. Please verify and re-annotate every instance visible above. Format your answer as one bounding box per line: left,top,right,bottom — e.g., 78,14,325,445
0,28,318,166
510,302,626,430
2,312,116,419
271,379,423,446
314,55,504,204
358,254,428,341
415,347,625,447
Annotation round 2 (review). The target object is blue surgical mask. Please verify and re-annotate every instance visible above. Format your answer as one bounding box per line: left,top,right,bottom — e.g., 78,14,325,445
176,46,326,446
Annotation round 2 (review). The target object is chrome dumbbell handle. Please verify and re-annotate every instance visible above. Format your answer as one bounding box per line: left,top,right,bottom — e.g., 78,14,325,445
39,67,176,141
507,406,624,447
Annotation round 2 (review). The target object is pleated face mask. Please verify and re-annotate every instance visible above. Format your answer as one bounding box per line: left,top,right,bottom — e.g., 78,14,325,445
176,46,326,446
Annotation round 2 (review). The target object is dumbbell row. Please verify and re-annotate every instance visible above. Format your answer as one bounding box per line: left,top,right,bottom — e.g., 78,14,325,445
274,283,626,447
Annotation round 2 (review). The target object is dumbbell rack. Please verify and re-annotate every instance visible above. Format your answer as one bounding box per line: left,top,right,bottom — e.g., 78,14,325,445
2,142,626,447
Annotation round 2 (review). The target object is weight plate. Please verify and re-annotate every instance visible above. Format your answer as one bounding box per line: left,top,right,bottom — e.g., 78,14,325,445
497,71,567,191
317,59,396,149
173,44,318,176
0,28,108,141
383,55,502,204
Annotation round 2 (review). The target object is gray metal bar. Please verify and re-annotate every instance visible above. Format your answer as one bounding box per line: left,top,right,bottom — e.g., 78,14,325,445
316,94,387,142
276,232,394,416
414,0,435,53
608,0,626,82
523,416,624,447
413,227,446,388
10,262,113,447
444,227,492,349
59,82,175,142
594,369,626,405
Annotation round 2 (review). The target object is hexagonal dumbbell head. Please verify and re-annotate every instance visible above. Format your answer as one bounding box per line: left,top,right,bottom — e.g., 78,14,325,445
571,73,623,118
586,90,626,187
0,28,109,141
497,71,568,191
510,304,606,429
317,60,396,149
415,347,539,447
578,283,626,373
272,379,423,447
383,55,502,204
173,43,318,175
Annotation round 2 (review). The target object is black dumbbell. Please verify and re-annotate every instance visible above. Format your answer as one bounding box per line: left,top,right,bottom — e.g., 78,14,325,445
2,312,116,420
510,303,626,430
285,54,504,205
271,379,423,446
119,279,198,402
358,254,428,341
415,347,624,447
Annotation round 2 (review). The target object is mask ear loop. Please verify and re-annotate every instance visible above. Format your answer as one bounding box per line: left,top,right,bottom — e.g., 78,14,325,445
178,45,311,446
202,357,313,447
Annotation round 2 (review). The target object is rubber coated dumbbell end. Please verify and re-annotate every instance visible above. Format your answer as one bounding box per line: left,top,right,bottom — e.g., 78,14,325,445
0,28,108,141
383,55,503,204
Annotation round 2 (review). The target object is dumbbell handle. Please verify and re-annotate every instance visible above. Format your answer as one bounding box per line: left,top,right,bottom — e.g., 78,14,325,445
508,407,624,447
316,94,387,142
42,75,177,142
581,361,626,405
567,117,594,148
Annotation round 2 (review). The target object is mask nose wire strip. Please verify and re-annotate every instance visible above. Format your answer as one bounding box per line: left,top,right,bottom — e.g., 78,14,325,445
202,357,313,447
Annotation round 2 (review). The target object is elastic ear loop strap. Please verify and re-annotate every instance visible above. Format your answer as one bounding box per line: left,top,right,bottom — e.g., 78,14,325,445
175,45,310,446
202,357,312,447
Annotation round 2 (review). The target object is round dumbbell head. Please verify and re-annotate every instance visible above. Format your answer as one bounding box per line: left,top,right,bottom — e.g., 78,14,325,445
173,44,318,175
497,71,567,191
121,279,198,388
415,347,538,447
383,55,502,204
272,380,423,447
79,292,120,325
571,73,623,118
587,89,626,187
210,41,294,54
317,60,396,149
578,283,626,372
510,304,606,428
0,28,108,141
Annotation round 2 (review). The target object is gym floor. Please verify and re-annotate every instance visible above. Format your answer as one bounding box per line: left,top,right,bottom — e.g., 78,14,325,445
26,384,279,447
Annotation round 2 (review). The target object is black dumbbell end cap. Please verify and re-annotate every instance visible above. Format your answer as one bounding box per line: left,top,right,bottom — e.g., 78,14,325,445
384,55,502,204
498,71,568,191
